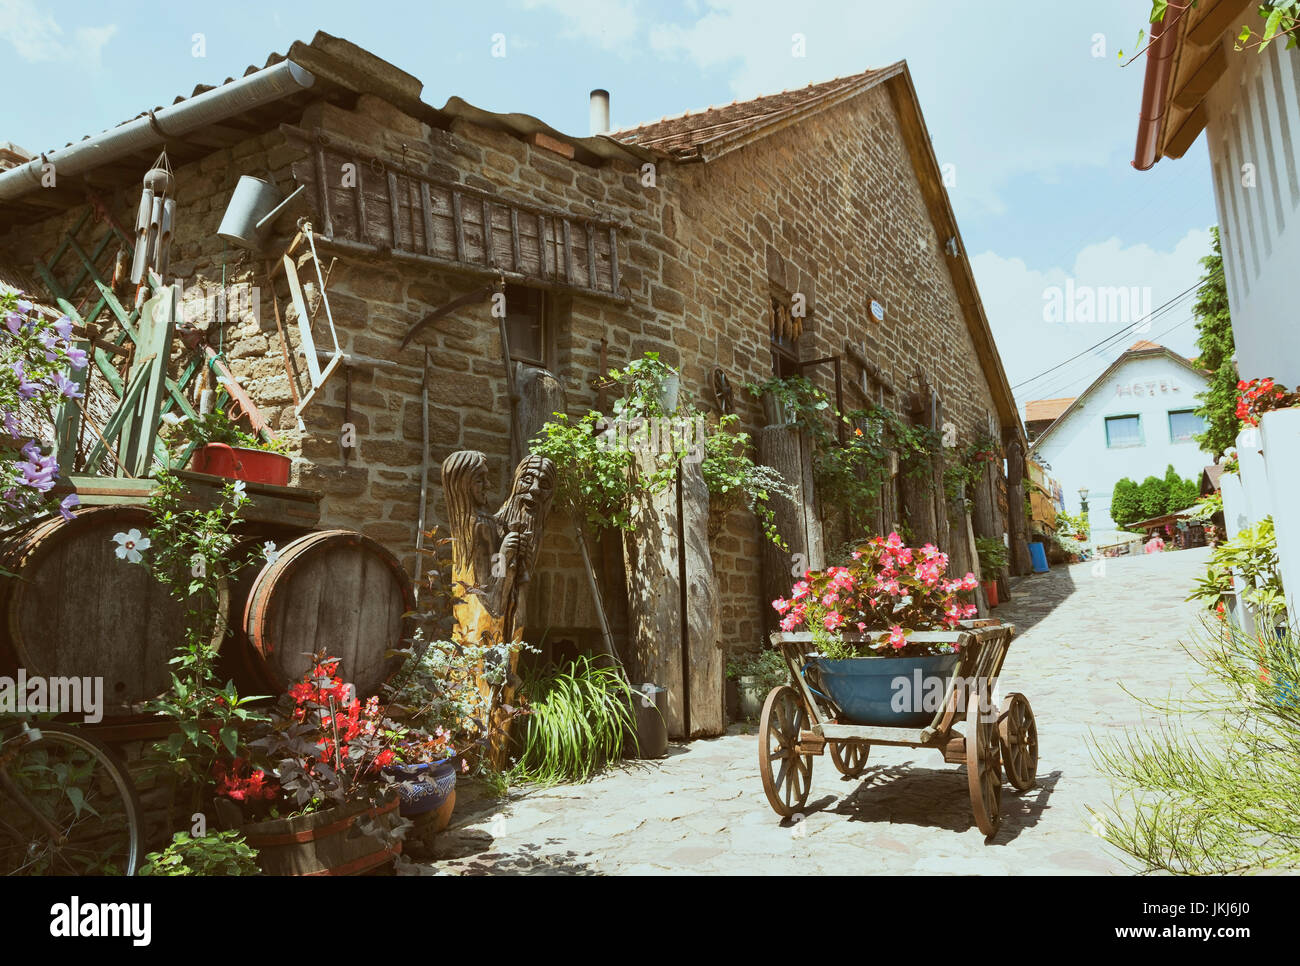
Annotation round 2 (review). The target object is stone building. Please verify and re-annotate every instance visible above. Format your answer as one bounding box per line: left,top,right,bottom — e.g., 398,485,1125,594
0,34,1024,727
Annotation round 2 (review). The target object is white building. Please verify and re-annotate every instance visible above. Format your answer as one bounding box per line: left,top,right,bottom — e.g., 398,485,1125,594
1027,341,1210,530
1132,1,1300,623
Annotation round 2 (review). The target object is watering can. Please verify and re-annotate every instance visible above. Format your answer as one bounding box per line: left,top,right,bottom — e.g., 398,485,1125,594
217,175,307,250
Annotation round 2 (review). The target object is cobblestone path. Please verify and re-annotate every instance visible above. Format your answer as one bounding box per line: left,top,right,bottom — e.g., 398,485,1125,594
410,548,1213,875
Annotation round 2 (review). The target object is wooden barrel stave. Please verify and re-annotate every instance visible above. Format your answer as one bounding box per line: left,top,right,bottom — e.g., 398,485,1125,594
0,506,228,715
243,530,414,700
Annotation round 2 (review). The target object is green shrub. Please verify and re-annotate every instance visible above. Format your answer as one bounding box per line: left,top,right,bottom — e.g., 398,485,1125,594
139,830,260,876
1110,478,1142,528
1091,618,1300,873
725,649,788,691
975,536,1009,575
513,655,636,784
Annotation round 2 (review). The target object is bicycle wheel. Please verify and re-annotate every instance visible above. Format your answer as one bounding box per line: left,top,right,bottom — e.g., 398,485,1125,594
0,723,143,876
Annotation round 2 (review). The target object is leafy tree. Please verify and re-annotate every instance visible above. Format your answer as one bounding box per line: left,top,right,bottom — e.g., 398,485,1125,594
1190,228,1238,459
1163,463,1200,512
1110,477,1142,528
1137,475,1170,520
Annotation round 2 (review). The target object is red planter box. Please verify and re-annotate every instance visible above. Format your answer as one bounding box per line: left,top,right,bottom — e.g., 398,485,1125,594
190,443,290,486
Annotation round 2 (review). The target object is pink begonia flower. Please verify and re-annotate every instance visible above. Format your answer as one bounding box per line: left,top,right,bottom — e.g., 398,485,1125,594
856,622,867,632
791,581,810,600
821,592,839,608
885,532,903,549
780,613,801,632
772,598,791,615
887,625,907,649
823,611,845,631
961,573,979,590
851,550,862,560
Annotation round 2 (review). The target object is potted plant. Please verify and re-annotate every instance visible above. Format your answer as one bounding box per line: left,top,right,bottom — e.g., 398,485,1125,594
726,649,789,720
975,537,1009,608
380,726,460,832
219,655,411,876
771,533,980,727
178,409,292,486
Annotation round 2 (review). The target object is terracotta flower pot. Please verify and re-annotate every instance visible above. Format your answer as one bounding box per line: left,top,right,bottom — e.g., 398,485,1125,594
982,580,999,608
190,442,290,486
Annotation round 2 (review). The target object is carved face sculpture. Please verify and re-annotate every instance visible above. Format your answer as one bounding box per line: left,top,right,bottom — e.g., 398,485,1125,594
498,455,556,536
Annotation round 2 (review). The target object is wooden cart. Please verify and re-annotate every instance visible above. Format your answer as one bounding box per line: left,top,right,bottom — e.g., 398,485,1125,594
758,620,1037,838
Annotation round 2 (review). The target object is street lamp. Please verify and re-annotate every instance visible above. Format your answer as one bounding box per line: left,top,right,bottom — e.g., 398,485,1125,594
1077,487,1090,541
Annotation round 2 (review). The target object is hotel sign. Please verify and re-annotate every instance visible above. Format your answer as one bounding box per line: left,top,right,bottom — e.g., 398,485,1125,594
1115,378,1180,397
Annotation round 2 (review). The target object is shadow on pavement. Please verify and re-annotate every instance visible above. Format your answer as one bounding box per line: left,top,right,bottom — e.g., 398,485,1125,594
999,564,1077,636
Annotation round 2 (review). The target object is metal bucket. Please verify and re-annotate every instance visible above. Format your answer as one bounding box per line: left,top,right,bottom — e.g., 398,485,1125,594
217,175,303,249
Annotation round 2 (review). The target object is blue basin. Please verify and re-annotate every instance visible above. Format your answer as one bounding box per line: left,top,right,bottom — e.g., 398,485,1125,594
812,653,960,727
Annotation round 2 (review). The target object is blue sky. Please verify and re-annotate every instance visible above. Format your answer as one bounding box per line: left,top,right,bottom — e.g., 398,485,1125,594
0,0,1221,411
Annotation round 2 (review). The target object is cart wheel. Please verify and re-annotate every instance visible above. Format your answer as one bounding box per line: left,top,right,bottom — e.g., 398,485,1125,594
758,685,812,818
998,692,1038,792
829,741,869,778
966,689,1002,838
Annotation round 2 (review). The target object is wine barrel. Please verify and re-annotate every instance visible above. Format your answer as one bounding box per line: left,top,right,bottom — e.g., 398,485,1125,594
215,529,310,698
243,530,414,699
0,506,228,715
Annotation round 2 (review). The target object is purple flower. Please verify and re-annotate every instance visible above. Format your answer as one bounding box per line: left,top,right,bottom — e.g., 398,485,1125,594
51,371,82,400
15,299,31,314
20,440,41,462
65,346,88,370
58,493,80,521
53,316,73,341
2,411,18,437
16,459,56,493
4,312,21,336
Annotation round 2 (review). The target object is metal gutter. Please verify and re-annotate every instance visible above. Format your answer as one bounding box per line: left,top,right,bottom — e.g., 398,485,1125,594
1132,2,1192,171
0,59,315,203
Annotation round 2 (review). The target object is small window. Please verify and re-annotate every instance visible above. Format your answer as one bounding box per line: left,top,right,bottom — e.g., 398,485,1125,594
1105,414,1143,448
505,284,545,367
1168,409,1203,443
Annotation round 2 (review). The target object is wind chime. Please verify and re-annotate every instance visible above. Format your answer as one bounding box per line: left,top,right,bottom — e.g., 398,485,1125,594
129,149,176,290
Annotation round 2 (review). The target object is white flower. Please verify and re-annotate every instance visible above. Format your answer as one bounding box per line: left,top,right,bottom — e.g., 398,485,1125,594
263,541,280,566
231,480,247,503
112,529,150,564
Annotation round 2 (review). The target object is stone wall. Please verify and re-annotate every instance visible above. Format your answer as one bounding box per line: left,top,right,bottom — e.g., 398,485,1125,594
0,77,1011,660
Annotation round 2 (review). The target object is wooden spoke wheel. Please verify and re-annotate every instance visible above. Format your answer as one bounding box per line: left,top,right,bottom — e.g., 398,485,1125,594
829,741,869,778
997,692,1038,792
758,686,813,818
966,688,1002,838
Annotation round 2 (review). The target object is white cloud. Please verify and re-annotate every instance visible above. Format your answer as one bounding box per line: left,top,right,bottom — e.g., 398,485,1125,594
519,0,640,50
0,0,115,64
971,227,1215,415
639,0,1147,217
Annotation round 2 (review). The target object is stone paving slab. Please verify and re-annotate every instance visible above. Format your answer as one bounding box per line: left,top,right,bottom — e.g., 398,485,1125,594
407,548,1214,876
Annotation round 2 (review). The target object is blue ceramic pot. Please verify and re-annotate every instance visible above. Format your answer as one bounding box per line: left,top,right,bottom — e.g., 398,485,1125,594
811,653,960,727
383,758,458,817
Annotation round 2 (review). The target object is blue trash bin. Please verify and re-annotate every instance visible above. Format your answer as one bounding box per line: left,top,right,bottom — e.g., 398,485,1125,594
1028,541,1049,573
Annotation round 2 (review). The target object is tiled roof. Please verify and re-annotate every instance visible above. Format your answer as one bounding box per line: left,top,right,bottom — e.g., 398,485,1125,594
1127,339,1163,351
1024,397,1076,423
612,64,903,158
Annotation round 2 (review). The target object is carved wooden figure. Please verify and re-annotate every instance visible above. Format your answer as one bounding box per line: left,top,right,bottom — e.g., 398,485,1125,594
441,450,555,767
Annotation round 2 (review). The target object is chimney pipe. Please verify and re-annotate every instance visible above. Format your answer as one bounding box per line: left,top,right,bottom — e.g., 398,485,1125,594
589,89,610,136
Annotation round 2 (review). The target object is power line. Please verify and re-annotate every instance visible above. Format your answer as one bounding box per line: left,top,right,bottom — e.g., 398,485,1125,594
1011,268,1222,392
1022,312,1200,404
